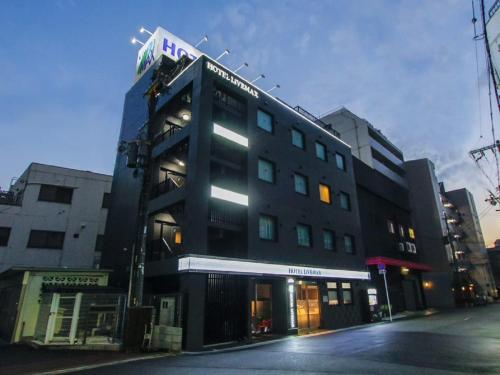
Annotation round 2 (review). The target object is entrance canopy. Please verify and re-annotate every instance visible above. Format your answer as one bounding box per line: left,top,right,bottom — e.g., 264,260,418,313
366,256,432,272
178,255,370,280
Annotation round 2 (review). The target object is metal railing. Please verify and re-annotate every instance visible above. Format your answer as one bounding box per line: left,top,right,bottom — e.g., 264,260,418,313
209,206,244,226
0,190,21,206
151,171,186,199
490,0,500,20
153,121,185,146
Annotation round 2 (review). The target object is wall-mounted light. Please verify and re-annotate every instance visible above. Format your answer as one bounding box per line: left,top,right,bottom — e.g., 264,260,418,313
213,123,248,147
234,62,248,73
139,27,153,36
131,37,144,46
210,185,248,206
195,35,208,48
216,49,230,61
251,74,265,84
266,84,280,93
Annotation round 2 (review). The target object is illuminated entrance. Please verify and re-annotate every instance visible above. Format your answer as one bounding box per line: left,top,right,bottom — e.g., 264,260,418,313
296,281,320,333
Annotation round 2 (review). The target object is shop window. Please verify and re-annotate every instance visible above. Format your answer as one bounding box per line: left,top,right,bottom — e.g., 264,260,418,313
291,128,305,149
339,192,351,210
252,283,273,334
27,230,65,249
344,234,355,254
341,282,353,304
323,230,335,251
319,184,332,204
297,224,312,247
315,142,327,161
257,109,273,133
294,173,308,195
0,227,11,247
409,227,416,239
258,158,275,183
38,184,73,204
336,153,346,171
388,220,395,234
327,282,339,305
259,215,277,241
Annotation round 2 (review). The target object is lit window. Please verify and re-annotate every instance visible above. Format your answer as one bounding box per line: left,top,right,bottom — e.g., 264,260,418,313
409,227,415,239
339,192,350,210
297,224,311,247
341,282,353,304
291,128,305,149
388,220,395,234
257,109,273,133
213,123,248,147
174,230,182,244
335,153,346,171
323,230,335,251
399,224,405,238
327,282,338,305
319,184,332,204
210,185,248,206
259,215,276,241
315,142,327,161
344,235,355,254
294,174,308,195
258,158,275,183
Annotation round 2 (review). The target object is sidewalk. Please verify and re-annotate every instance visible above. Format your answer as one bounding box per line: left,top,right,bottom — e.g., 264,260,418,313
382,308,439,322
0,344,168,375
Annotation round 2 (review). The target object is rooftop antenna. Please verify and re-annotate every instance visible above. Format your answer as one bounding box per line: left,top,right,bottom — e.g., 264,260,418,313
234,62,248,73
195,35,208,48
131,37,144,46
139,27,153,36
216,49,230,61
251,74,265,84
266,84,280,93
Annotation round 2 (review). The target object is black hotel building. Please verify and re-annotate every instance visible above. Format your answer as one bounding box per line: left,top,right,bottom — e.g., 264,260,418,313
103,54,371,351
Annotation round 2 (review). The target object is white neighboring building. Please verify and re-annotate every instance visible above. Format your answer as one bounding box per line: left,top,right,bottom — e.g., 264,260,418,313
0,163,112,272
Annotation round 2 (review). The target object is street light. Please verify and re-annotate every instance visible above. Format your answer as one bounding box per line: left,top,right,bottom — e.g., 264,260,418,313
139,27,153,36
234,62,248,73
266,84,280,93
131,37,144,46
216,49,230,61
195,35,208,48
251,74,265,84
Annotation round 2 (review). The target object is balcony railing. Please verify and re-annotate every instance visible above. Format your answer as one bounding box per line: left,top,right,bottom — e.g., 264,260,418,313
153,121,185,146
151,171,186,199
0,190,21,206
209,206,244,227
147,238,182,261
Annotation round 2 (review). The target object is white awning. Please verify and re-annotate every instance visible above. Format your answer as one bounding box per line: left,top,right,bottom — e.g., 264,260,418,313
178,256,370,280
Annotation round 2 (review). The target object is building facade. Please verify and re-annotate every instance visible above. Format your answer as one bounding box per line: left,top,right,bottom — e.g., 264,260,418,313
103,52,372,350
0,163,112,272
487,239,500,294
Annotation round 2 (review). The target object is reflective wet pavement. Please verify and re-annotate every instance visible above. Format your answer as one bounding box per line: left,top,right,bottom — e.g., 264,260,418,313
79,304,500,374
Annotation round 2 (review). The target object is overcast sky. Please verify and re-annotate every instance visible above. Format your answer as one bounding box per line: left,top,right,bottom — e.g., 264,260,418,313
0,0,498,245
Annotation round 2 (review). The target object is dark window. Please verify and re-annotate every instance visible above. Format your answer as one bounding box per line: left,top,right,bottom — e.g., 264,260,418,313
259,215,277,241
291,128,305,149
297,224,312,247
258,158,275,183
0,227,11,247
102,192,111,209
335,153,346,171
27,230,65,249
315,142,327,161
323,230,336,251
95,234,105,252
257,109,273,133
339,192,351,210
341,282,353,304
294,173,308,195
213,87,245,113
344,234,355,254
38,185,73,204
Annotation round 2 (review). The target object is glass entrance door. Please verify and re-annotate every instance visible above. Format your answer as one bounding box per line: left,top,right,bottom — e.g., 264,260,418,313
296,282,321,333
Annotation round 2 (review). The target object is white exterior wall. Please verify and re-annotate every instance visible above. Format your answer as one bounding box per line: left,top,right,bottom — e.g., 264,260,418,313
0,163,112,272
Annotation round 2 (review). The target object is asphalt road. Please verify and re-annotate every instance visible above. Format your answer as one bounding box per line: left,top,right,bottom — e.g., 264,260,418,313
78,304,500,374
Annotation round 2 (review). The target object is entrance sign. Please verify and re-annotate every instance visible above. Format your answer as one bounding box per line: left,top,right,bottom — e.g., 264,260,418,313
178,256,370,280
135,27,202,81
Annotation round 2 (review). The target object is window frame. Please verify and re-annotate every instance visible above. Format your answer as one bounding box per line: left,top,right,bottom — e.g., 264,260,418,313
291,128,305,149
319,183,332,204
258,158,276,184
259,214,277,241
335,153,346,171
343,234,356,254
341,282,353,305
339,191,351,211
294,173,309,195
257,109,274,133
38,184,73,204
326,282,339,305
296,223,312,247
323,229,336,251
315,142,327,161
27,230,65,250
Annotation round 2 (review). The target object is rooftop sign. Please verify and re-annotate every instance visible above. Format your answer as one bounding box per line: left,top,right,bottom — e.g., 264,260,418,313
135,27,202,81
206,61,259,99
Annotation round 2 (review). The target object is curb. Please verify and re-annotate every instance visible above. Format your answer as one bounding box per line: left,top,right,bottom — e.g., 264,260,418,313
35,353,172,375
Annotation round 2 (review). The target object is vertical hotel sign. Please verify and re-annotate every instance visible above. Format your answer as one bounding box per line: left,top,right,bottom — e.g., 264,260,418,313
135,27,202,81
